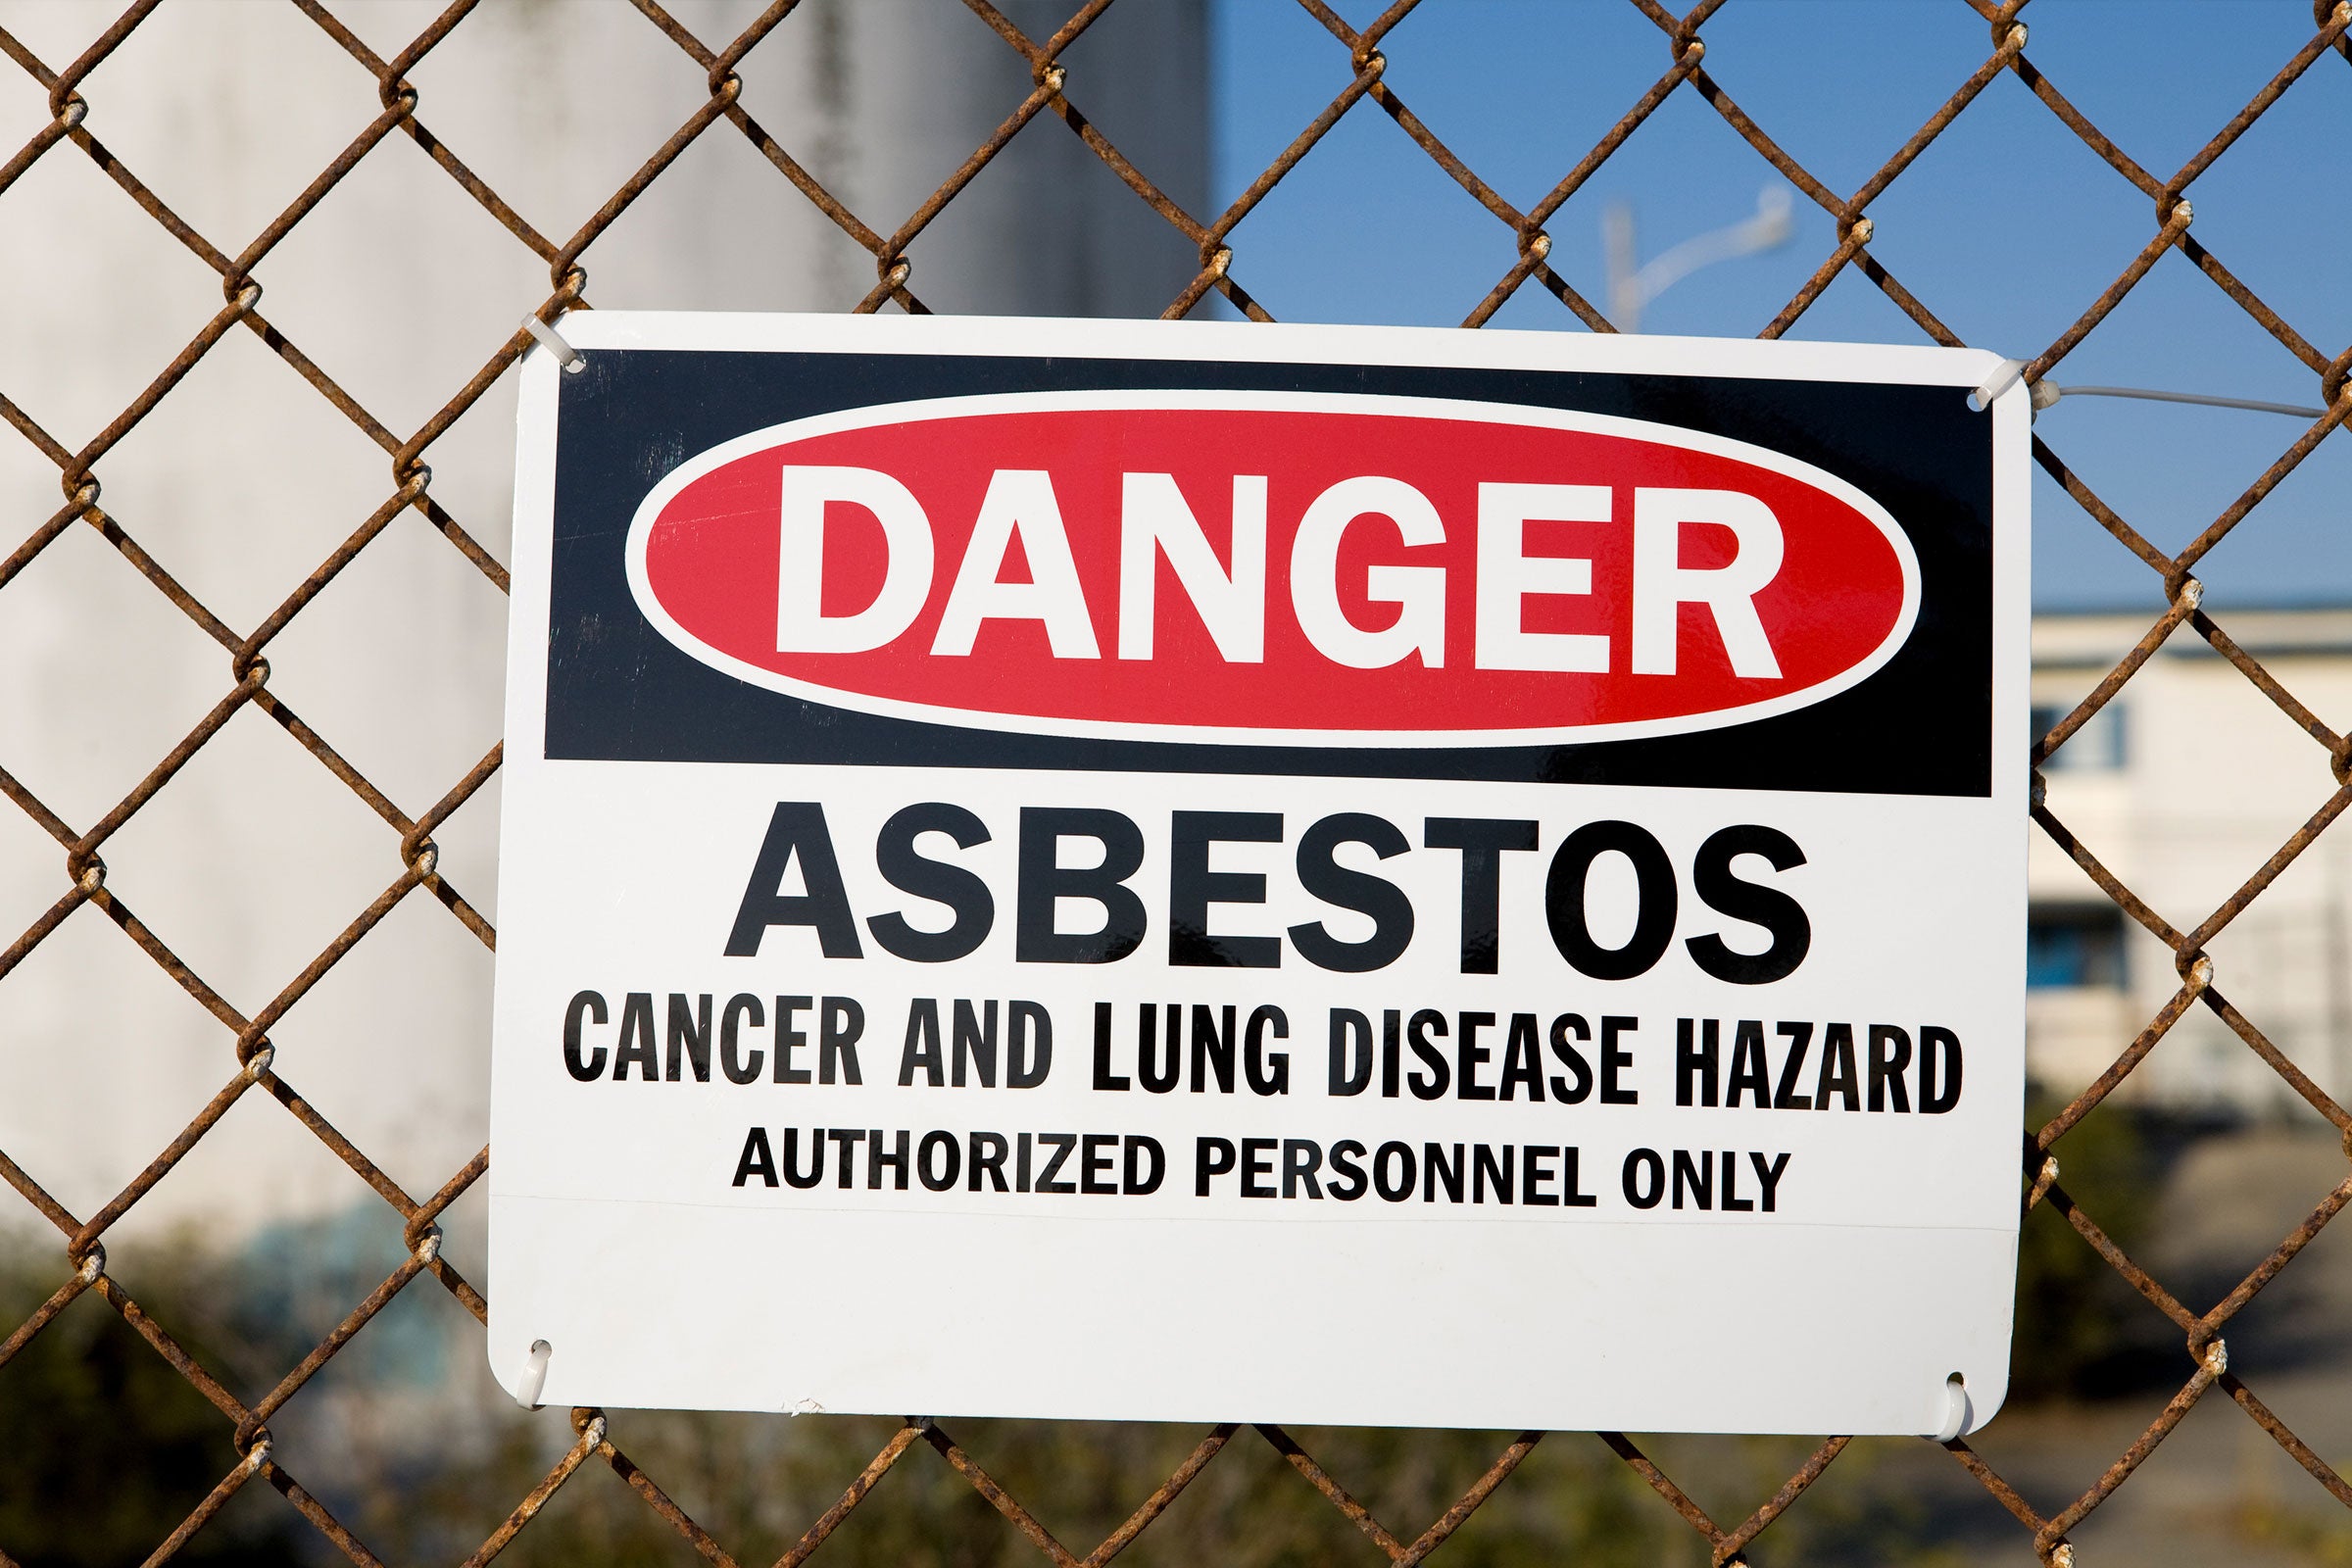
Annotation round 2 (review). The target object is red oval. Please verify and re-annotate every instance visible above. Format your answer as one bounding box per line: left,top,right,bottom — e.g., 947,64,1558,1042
629,393,1915,745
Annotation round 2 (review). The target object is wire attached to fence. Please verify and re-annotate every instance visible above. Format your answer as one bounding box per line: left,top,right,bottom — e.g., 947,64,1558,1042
2041,383,2331,418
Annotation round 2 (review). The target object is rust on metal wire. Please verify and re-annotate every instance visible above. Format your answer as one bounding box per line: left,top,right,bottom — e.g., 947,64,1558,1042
2,0,2350,1563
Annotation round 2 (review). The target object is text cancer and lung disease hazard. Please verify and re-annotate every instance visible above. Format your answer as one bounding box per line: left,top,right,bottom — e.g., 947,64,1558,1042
490,315,2030,1436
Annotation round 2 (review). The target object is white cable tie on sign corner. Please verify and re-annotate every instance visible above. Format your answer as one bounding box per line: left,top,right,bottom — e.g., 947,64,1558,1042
1930,1372,1972,1443
521,314,586,373
514,1339,553,1410
1969,358,2028,414
1970,355,2329,422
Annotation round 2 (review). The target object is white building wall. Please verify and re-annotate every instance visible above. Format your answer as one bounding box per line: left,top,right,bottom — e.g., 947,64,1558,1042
0,0,1205,1241
2030,609,2352,1118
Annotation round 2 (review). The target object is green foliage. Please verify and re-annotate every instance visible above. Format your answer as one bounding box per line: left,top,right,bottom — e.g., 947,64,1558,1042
367,1410,1701,1568
2,1183,2175,1568
0,1231,306,1568
2009,1097,2181,1401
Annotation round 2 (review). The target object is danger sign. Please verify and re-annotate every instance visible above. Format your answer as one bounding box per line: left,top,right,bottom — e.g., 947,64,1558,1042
491,314,2030,1436
631,390,1915,743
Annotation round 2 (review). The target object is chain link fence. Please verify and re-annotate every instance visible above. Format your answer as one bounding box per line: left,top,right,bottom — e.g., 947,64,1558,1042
3,0,2350,1563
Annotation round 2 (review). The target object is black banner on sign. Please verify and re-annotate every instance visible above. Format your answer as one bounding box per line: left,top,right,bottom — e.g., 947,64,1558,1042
543,351,1992,797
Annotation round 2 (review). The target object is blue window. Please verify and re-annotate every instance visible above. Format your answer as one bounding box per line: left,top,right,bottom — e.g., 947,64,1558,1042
2032,702,2127,771
2027,904,2126,989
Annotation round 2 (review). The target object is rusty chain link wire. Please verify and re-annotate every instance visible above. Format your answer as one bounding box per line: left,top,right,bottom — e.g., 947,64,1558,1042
4,0,2351,1563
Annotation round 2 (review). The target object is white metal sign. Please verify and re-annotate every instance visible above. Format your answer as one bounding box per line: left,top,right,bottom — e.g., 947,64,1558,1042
491,313,2030,1435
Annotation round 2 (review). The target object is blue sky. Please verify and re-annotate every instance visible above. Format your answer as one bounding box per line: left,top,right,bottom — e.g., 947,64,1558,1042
1205,0,2352,611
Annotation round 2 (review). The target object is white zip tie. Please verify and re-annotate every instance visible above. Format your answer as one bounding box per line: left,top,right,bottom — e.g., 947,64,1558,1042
514,1339,553,1409
2041,384,2328,419
1969,358,2027,412
1930,1372,1972,1443
521,315,585,373
1974,351,2330,420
